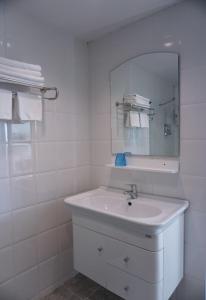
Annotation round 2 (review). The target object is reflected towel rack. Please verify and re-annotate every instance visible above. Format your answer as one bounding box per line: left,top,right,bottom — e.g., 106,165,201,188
159,97,175,107
115,101,155,117
0,76,59,100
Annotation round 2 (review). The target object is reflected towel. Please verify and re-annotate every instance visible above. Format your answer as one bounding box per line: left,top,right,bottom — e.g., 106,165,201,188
13,92,42,121
140,112,149,128
0,89,12,120
124,94,151,108
125,111,141,127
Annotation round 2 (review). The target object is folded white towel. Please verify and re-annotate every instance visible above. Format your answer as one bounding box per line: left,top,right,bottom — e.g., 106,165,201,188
0,69,44,83
0,89,12,120
125,111,141,128
0,64,42,77
13,92,42,121
140,112,149,128
0,74,45,87
0,57,41,72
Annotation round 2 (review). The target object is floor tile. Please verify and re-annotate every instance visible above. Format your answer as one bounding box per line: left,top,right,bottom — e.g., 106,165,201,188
42,274,123,300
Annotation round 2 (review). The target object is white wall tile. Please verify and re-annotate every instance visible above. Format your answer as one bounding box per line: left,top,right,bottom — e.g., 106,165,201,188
74,166,91,193
36,171,58,203
9,143,34,176
181,175,206,212
34,112,56,142
181,66,206,105
74,114,90,141
0,144,9,178
0,247,14,284
56,198,72,225
181,104,206,140
14,267,39,300
13,206,38,242
152,173,184,198
91,113,110,141
39,256,62,291
185,209,206,249
55,113,75,141
35,142,57,173
61,248,73,280
181,140,206,177
56,169,75,198
37,228,59,263
90,166,110,189
185,243,206,281
13,237,38,274
0,213,12,249
91,141,111,165
37,200,58,233
0,178,11,214
58,222,73,251
56,142,75,169
0,278,16,300
75,141,90,166
11,175,36,210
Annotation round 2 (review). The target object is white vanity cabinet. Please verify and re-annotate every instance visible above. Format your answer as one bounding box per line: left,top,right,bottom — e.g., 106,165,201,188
65,187,188,300
72,213,184,300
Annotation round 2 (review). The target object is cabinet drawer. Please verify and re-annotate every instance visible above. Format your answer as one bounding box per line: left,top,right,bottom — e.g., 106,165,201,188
107,237,163,283
106,265,163,300
73,225,106,286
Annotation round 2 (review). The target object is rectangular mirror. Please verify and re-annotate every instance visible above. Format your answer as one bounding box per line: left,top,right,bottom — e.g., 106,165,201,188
111,52,180,157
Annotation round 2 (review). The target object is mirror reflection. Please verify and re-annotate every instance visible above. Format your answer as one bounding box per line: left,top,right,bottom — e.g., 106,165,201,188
111,52,179,157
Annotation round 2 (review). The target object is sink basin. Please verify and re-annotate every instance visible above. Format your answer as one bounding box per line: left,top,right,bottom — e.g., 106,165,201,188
83,196,162,218
65,187,189,233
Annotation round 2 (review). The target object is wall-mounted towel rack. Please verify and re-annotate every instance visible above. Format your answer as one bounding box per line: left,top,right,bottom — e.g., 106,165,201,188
0,76,59,100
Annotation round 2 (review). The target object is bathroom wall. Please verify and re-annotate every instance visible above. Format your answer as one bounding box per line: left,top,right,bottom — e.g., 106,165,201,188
89,0,206,299
0,1,90,299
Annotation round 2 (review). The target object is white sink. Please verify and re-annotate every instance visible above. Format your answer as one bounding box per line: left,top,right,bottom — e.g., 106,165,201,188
64,186,188,233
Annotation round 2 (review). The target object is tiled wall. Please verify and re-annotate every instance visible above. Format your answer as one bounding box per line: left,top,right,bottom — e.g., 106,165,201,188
0,1,90,299
89,0,206,299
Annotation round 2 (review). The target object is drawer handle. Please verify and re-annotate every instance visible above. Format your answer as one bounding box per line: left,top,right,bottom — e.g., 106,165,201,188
123,256,130,263
97,246,103,252
124,286,129,292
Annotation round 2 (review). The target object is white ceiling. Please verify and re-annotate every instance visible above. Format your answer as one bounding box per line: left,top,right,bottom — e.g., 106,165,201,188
9,0,183,41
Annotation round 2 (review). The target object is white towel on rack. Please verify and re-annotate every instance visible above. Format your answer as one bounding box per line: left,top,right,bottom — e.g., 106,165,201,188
0,69,44,83
139,112,149,128
0,89,12,120
0,64,42,77
0,74,45,87
13,92,42,121
0,57,42,72
125,111,141,128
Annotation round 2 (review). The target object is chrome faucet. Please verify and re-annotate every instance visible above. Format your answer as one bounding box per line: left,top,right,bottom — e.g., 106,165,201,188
124,184,138,200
